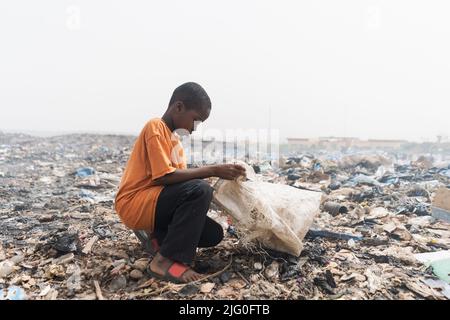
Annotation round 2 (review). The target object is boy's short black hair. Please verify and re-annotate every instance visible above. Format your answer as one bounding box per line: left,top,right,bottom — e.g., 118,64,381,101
169,82,211,111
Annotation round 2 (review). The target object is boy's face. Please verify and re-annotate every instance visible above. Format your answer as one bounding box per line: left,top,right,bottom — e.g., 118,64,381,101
173,102,210,135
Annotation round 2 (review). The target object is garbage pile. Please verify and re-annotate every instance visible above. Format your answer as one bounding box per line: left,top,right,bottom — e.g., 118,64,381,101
1,132,449,300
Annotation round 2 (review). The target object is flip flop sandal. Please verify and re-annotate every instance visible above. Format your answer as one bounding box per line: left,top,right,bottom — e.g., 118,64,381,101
133,230,160,254
147,261,191,284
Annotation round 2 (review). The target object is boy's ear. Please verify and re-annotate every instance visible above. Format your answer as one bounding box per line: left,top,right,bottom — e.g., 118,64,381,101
175,101,185,112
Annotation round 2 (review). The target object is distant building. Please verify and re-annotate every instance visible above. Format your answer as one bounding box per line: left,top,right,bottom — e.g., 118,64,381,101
287,137,408,151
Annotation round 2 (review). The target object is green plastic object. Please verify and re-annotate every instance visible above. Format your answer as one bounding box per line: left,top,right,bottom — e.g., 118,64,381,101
430,258,450,283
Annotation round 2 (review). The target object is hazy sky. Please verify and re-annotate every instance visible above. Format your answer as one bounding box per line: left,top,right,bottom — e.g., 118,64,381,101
1,1,449,142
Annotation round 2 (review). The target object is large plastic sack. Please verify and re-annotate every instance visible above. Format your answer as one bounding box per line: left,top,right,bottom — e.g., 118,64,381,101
212,162,322,256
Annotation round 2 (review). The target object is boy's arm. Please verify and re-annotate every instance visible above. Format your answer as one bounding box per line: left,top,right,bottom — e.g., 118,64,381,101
152,164,245,186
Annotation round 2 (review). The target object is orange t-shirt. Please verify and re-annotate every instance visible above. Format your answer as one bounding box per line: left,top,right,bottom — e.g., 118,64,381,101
114,118,187,231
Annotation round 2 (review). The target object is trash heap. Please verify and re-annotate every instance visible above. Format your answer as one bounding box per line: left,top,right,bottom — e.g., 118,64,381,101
0,132,449,300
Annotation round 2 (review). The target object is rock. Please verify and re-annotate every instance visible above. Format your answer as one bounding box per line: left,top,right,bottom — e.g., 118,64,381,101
0,255,24,278
0,260,16,278
216,287,235,298
112,250,129,260
200,282,215,293
46,264,65,279
129,269,143,280
249,274,260,282
10,255,24,264
108,275,127,291
132,258,149,272
264,261,279,280
229,279,246,289
253,262,263,270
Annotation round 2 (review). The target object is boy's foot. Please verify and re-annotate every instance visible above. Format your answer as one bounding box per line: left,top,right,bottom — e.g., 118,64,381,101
148,252,203,283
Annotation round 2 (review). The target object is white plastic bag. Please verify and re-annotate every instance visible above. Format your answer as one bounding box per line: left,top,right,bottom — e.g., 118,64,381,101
213,162,322,256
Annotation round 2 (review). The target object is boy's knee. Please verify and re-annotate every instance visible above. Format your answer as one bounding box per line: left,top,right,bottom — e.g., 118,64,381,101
191,179,213,201
199,219,224,248
211,222,224,246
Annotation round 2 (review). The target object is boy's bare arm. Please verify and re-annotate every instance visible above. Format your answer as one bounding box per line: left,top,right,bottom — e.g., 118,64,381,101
152,164,245,186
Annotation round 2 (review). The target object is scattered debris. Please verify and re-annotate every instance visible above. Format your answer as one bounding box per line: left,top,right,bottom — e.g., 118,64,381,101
93,280,105,300
1,132,449,300
82,236,99,255
200,282,215,293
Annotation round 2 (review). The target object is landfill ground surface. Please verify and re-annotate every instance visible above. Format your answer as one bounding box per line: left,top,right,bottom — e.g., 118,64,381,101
1,132,449,300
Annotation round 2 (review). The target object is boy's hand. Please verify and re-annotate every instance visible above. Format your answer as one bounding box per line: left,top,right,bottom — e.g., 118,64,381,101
213,164,246,180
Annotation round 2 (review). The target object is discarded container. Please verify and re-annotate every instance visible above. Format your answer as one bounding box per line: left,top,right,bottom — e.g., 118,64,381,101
323,201,348,216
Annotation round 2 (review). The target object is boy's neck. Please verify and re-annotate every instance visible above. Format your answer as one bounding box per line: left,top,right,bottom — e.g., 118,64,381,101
161,113,174,132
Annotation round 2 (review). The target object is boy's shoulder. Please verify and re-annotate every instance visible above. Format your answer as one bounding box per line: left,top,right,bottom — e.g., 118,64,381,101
142,118,168,138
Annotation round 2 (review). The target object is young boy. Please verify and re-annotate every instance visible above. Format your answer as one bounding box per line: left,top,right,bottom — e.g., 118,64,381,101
115,82,246,283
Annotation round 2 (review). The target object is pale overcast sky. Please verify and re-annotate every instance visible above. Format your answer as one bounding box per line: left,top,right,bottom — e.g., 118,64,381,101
1,1,449,142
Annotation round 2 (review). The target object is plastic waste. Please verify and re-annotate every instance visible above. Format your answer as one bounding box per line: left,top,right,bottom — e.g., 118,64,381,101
351,174,380,186
430,258,450,283
0,286,27,300
75,167,95,178
306,229,363,241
